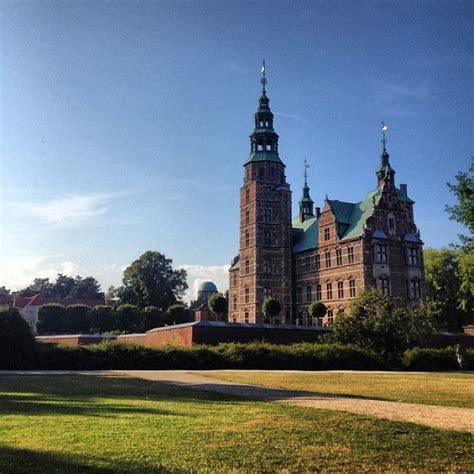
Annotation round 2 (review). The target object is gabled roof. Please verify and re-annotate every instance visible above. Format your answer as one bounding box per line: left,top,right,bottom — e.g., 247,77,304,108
292,216,319,253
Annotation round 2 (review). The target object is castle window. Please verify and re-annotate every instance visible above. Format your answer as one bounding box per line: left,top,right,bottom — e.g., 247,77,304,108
233,273,238,286
337,281,344,299
315,284,322,301
244,310,249,323
245,208,250,225
232,317,237,323
266,144,272,151
410,279,421,300
375,244,388,263
263,208,272,223
245,188,250,204
315,254,320,270
297,287,303,304
349,279,356,298
263,257,272,274
264,287,272,299
325,250,332,268
324,227,330,241
245,258,250,274
407,247,419,266
233,296,237,311
244,288,250,303
327,308,334,325
388,213,396,233
336,248,343,266
327,282,333,300
379,276,390,296
264,231,272,246
306,285,312,303
338,306,345,315
348,246,354,263
245,231,250,247
310,255,316,271
257,144,263,151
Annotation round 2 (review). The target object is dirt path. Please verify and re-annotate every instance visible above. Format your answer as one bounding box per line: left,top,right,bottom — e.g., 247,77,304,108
117,370,474,433
2,370,473,433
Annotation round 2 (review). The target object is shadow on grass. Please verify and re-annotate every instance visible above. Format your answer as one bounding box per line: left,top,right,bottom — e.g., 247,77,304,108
0,445,178,473
0,374,232,418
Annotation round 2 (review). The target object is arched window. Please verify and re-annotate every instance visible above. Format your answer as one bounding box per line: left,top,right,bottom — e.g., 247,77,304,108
315,283,322,300
336,248,343,266
245,188,250,204
315,253,320,270
347,246,354,263
337,281,344,299
245,208,250,225
388,213,396,233
327,282,333,300
244,288,250,303
233,296,237,311
244,310,249,323
327,308,334,325
325,250,331,268
306,285,312,303
349,279,356,298
245,258,250,274
245,230,250,247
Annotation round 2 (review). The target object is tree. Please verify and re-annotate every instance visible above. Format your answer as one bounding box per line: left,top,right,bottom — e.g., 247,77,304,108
262,297,281,324
165,304,193,325
89,305,116,333
36,304,65,335
332,289,435,361
141,306,165,331
208,293,228,321
69,276,103,299
52,274,75,298
18,278,54,297
115,304,141,333
63,304,90,334
308,301,327,325
423,247,472,330
446,157,473,251
116,251,187,309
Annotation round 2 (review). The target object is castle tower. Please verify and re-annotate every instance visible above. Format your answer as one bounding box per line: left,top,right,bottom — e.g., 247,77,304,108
228,62,293,324
299,159,315,222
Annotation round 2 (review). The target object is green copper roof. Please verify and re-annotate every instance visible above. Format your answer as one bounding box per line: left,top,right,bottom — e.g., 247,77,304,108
292,216,319,253
245,151,284,165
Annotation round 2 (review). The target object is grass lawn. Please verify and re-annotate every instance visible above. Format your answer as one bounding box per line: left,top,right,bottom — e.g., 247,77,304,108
196,370,474,408
0,374,472,473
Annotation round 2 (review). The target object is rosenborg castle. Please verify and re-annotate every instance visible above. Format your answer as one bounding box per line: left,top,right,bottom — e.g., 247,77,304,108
228,66,424,326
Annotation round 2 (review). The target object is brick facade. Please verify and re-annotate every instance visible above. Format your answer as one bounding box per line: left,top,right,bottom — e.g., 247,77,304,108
229,72,424,327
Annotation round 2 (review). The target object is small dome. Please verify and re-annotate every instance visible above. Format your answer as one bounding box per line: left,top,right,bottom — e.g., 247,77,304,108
198,281,218,292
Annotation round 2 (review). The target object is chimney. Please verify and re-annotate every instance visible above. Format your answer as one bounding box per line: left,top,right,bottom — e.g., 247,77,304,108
315,207,321,218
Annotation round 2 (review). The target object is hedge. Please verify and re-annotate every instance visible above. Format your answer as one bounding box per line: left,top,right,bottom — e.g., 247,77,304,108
15,341,384,371
402,346,474,371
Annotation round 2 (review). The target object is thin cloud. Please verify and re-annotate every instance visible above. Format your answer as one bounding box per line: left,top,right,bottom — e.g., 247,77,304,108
275,112,313,126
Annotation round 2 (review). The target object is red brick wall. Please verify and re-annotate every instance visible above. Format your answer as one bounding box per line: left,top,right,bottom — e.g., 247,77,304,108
144,326,194,347
117,334,146,345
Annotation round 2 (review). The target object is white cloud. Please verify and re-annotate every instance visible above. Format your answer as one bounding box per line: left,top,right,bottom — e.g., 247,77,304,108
23,193,111,226
0,256,82,291
177,264,230,304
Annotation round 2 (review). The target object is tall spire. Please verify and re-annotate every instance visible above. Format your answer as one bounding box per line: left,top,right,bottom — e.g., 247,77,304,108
299,159,314,221
376,121,395,188
246,61,283,166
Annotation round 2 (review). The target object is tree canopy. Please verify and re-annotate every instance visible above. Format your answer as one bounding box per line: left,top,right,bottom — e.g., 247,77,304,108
308,301,327,320
18,274,103,300
208,293,228,320
262,297,281,323
116,251,188,309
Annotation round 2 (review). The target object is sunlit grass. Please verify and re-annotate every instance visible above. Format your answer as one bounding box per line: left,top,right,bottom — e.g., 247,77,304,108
0,374,471,473
197,370,474,408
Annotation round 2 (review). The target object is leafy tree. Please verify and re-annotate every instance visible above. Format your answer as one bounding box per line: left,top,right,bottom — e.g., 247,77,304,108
117,251,187,309
166,304,193,325
18,278,54,297
69,276,103,299
208,293,228,321
308,301,327,324
446,157,473,251
105,286,119,306
36,304,65,335
115,304,141,333
0,307,36,369
423,247,472,331
90,305,116,333
142,306,165,331
63,304,90,334
52,274,76,298
332,289,435,361
262,297,281,324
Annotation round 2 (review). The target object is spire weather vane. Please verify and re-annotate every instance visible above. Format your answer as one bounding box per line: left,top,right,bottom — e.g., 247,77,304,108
304,158,310,185
261,59,267,93
381,121,388,150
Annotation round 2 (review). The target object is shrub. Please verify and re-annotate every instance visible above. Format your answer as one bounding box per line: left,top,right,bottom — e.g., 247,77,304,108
402,347,474,371
63,304,90,334
36,303,65,335
166,304,193,325
0,308,36,369
90,305,116,333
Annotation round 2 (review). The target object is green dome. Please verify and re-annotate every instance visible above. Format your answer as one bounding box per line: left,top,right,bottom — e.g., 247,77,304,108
198,281,218,292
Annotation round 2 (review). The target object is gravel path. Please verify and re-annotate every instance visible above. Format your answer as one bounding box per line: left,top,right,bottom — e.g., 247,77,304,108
118,370,474,433
2,370,473,433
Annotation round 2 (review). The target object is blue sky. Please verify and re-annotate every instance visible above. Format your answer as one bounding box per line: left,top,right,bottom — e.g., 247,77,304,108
1,0,472,301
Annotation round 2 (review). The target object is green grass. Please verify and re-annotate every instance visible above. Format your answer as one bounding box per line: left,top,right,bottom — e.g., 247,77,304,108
195,370,474,408
0,375,472,472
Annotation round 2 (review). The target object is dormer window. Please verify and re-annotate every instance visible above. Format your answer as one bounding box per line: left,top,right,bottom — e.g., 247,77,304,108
324,227,330,241
388,213,396,233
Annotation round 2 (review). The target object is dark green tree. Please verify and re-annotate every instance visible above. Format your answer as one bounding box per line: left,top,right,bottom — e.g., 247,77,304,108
208,293,228,321
165,304,193,325
262,297,281,324
63,304,90,334
18,278,54,297
52,274,76,298
69,276,103,299
141,306,165,331
446,157,473,251
115,304,141,333
308,301,327,325
117,251,187,309
36,304,65,335
89,305,116,333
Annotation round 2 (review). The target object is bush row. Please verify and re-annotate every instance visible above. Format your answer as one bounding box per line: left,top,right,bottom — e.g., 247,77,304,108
401,347,473,371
